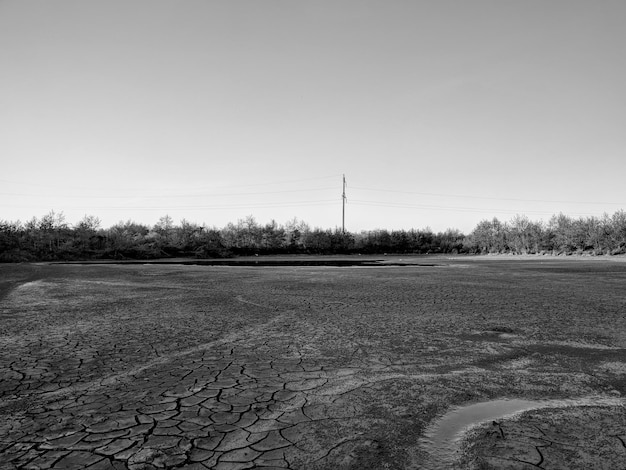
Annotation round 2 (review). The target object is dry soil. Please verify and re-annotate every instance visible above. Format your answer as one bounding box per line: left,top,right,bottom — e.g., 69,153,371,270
0,256,624,469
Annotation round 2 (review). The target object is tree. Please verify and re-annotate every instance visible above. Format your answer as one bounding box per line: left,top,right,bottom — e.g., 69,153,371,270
466,218,506,253
74,215,102,256
303,228,333,254
436,228,465,253
610,210,626,254
154,215,175,244
548,213,574,253
260,220,285,253
409,228,435,253
196,228,230,258
508,214,533,254
35,211,68,257
106,220,151,259
284,218,310,252
390,230,410,253
177,219,203,251
0,220,24,261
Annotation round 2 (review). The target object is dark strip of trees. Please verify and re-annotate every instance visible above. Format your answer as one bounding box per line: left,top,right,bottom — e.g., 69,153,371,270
1,210,625,262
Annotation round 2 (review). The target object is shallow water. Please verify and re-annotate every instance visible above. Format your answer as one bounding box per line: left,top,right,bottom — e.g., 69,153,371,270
420,396,625,469
60,259,441,267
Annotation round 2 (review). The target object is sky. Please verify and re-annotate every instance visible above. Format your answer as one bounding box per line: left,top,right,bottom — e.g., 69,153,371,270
1,0,625,233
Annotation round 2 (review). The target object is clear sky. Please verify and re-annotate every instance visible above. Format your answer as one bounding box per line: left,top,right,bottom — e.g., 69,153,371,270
1,0,625,233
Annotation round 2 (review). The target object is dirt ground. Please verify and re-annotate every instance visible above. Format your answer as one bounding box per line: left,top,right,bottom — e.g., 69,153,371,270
0,256,624,469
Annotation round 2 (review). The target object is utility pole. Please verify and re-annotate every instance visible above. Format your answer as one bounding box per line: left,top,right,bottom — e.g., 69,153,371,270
342,174,347,234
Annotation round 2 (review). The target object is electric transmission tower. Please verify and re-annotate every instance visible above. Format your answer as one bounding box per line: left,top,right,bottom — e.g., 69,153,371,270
342,174,347,233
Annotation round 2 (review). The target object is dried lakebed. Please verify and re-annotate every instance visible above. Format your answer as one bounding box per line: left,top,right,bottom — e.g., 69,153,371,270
1,256,625,469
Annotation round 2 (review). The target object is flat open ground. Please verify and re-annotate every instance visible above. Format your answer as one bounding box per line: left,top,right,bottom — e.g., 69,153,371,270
1,256,625,469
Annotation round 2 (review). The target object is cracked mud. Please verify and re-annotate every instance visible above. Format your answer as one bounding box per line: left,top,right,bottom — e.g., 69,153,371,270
1,257,625,469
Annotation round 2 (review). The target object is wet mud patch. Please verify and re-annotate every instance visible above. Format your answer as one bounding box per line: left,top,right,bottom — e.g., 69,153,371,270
459,402,626,470
422,397,625,469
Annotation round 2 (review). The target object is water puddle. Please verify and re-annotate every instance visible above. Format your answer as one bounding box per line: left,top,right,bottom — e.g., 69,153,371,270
420,396,624,469
59,259,442,267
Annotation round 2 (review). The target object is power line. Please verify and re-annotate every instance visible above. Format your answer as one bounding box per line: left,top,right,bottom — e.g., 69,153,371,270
350,186,626,206
3,176,621,207
349,199,601,216
0,174,342,193
211,174,343,190
0,186,337,200
0,199,339,211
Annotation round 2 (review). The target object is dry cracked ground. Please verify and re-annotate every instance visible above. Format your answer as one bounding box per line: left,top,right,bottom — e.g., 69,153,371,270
0,256,625,469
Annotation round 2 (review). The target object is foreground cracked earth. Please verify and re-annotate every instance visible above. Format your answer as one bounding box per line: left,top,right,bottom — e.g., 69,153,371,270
1,259,625,469
2,351,368,469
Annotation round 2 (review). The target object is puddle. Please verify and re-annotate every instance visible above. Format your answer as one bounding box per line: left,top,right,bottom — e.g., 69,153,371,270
420,396,625,469
60,259,441,267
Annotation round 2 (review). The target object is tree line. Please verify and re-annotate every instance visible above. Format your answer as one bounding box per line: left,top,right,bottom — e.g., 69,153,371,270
464,212,626,255
1,210,625,262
